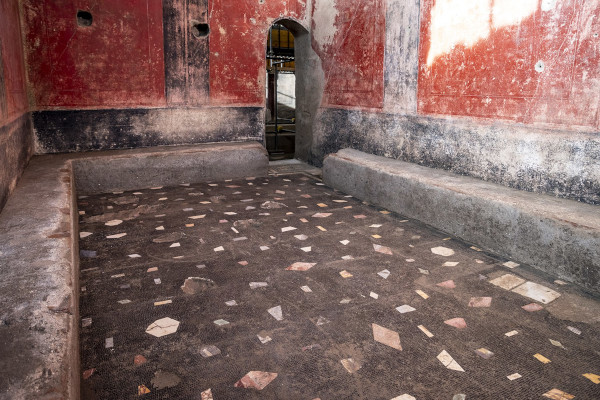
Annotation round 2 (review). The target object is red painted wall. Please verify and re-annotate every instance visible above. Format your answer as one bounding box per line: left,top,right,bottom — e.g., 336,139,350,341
418,0,600,129
22,0,166,109
0,0,28,124
313,0,386,110
208,0,386,109
20,0,387,111
208,0,308,106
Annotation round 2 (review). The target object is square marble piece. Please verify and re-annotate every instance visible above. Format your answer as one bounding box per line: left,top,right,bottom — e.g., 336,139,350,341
512,281,560,304
489,274,525,290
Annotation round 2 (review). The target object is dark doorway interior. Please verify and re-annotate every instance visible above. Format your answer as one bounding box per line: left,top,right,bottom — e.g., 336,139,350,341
265,23,296,160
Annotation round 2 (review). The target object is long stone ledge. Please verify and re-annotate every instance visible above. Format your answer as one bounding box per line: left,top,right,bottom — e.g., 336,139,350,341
323,148,600,296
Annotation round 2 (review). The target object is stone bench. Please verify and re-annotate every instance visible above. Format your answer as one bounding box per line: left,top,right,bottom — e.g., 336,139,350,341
0,142,268,399
323,148,600,296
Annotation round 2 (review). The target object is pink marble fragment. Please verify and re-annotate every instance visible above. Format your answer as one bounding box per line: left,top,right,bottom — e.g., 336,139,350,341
522,303,544,312
436,280,456,289
234,371,278,390
444,317,467,329
469,297,492,307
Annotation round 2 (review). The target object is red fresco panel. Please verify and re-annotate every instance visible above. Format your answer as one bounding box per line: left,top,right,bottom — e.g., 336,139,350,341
0,0,28,123
418,0,600,129
22,0,166,109
313,0,385,109
208,0,306,106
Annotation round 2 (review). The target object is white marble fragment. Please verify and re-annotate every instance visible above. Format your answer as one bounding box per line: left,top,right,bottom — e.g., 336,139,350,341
431,246,455,256
437,350,464,372
146,317,180,337
268,305,283,321
512,281,560,304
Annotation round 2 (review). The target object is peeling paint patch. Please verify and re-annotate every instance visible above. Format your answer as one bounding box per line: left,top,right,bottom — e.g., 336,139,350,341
418,0,600,129
541,0,558,12
535,60,545,73
312,0,339,49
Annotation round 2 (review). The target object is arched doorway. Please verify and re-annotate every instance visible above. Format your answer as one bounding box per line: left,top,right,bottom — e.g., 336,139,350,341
264,19,324,162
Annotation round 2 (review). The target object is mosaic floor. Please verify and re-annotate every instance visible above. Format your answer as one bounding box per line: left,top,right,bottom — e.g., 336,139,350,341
77,172,600,399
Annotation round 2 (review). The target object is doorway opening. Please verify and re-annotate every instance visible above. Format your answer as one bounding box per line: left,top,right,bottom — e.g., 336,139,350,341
266,23,295,160
265,19,324,163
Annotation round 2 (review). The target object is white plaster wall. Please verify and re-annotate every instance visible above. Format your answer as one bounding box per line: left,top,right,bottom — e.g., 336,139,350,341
265,73,296,109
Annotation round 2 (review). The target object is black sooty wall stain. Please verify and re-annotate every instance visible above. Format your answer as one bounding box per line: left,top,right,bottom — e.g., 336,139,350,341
315,108,600,205
33,108,264,154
